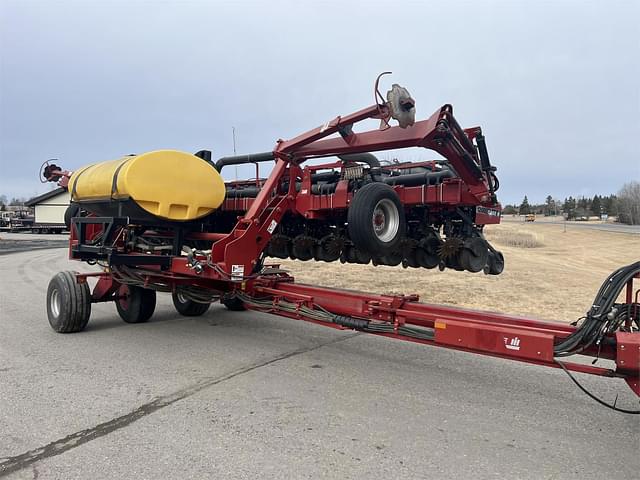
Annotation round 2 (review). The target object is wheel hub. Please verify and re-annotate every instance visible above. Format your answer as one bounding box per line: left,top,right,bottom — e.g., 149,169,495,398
176,292,188,304
50,289,60,317
117,285,130,310
371,198,399,243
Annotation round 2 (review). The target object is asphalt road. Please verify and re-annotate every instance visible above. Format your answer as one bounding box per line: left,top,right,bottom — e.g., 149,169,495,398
0,233,68,256
0,248,638,479
502,217,640,234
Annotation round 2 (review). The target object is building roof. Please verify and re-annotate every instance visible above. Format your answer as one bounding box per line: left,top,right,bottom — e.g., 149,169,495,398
25,187,68,207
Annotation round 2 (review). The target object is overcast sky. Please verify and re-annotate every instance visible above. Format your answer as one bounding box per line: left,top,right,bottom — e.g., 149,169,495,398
1,0,638,205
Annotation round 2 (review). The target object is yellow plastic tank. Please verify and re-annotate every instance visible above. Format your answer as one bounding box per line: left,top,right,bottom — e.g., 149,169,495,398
69,150,226,221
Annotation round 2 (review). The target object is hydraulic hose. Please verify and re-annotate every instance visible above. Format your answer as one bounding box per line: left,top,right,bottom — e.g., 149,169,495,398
554,261,640,356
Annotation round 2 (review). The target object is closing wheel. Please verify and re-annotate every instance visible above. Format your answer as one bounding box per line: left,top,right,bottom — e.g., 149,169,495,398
376,250,403,266
484,250,505,275
415,233,441,269
266,234,291,259
291,235,315,261
46,271,91,333
344,245,371,264
222,296,247,311
459,237,489,273
116,285,156,323
315,234,343,262
172,291,210,317
347,182,405,255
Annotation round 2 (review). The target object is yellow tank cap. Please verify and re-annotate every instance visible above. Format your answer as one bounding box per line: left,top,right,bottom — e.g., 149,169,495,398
69,150,226,221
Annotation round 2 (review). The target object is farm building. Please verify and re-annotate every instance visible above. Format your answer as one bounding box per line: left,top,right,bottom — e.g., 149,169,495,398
25,187,70,233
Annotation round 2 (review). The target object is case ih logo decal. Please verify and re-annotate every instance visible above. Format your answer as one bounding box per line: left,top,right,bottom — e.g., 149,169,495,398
476,206,501,217
504,336,521,351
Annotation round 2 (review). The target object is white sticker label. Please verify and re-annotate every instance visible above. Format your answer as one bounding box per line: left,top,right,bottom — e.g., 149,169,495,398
267,219,278,234
231,264,245,281
504,336,521,351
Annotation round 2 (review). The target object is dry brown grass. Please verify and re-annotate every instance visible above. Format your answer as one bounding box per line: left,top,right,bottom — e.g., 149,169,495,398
484,228,544,248
270,222,640,323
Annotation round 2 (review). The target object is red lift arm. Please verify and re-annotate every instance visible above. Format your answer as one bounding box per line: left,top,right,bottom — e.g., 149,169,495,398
211,102,498,278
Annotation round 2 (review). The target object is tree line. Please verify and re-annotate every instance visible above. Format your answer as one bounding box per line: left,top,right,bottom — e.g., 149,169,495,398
0,195,31,211
502,181,640,225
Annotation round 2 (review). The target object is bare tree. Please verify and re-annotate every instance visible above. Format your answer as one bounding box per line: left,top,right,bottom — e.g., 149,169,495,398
617,181,640,225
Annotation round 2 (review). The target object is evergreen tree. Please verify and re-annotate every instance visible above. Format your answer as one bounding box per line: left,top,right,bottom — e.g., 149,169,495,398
519,195,531,215
591,195,602,216
577,197,588,210
545,195,555,216
604,195,619,216
563,196,576,219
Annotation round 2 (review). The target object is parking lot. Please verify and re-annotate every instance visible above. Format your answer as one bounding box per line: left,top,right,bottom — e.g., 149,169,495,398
1,245,638,479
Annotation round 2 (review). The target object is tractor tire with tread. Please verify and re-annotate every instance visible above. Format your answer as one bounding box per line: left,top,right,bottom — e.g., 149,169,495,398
64,202,80,229
222,296,247,311
347,182,405,255
46,271,92,333
116,285,156,323
172,291,211,316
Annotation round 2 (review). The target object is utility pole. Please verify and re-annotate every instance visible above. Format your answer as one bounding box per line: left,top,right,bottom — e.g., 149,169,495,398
232,127,238,182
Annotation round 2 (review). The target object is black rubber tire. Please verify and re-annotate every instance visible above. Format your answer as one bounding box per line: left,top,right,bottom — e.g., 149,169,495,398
493,251,505,274
116,285,156,323
485,250,505,275
315,235,343,262
291,235,315,261
415,235,441,269
377,251,403,266
46,271,91,333
64,202,80,229
172,291,210,316
344,245,371,264
347,183,405,255
222,296,246,311
266,234,291,259
459,238,489,273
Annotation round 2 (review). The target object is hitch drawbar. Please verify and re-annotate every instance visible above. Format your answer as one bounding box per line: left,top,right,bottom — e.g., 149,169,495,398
238,266,640,409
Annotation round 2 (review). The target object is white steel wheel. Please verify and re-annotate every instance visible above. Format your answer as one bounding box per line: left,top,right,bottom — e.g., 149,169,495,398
372,198,401,243
50,288,61,318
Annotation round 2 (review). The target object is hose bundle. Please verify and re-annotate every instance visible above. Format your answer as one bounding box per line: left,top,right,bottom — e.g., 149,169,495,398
237,293,435,341
554,261,640,356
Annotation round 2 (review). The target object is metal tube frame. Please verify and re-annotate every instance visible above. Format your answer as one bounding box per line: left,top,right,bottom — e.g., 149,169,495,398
77,269,640,397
